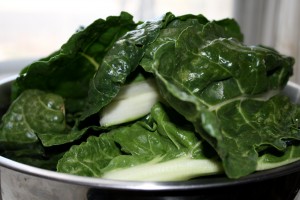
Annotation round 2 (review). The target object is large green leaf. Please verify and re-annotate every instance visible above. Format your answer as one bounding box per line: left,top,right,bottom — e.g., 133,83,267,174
0,89,91,169
257,142,300,171
1,12,138,166
57,103,222,181
0,90,88,148
12,12,137,114
140,16,298,178
0,90,65,146
57,133,121,177
79,12,176,120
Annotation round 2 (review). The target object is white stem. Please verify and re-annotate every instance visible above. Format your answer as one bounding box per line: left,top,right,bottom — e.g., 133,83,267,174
99,79,160,127
102,156,222,181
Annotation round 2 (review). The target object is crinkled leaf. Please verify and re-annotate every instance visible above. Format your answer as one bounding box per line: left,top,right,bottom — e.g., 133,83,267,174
213,95,300,177
0,90,64,146
80,12,176,120
12,12,137,114
0,90,88,148
257,142,300,171
57,134,121,177
58,103,221,180
140,16,297,178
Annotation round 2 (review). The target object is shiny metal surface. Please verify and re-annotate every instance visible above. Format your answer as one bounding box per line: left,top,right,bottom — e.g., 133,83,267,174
1,76,300,200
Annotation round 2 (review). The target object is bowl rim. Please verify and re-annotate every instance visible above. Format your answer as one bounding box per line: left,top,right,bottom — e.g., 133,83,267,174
1,155,300,191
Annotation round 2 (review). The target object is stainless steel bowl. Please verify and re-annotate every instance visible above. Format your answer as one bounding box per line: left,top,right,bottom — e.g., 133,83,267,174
1,76,300,200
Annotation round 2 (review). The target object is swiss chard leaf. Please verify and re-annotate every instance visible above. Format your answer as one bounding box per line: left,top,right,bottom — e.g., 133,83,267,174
79,12,176,120
0,89,91,169
57,133,121,177
0,90,88,148
0,90,65,147
1,12,139,166
140,16,297,178
12,12,137,114
257,142,300,171
214,95,300,177
57,103,222,181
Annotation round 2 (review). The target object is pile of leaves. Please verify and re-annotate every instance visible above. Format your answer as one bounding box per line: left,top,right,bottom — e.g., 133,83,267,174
0,12,299,180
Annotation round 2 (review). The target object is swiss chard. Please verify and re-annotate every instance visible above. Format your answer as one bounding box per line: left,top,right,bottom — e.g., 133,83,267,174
0,12,139,168
80,12,176,120
0,89,75,169
0,11,299,181
57,103,222,181
12,12,137,114
140,15,297,178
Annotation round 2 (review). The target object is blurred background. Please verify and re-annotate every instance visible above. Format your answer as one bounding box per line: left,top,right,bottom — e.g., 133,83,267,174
0,0,299,83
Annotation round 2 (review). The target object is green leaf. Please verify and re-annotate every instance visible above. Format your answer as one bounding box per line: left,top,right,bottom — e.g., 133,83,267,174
57,134,121,177
257,142,300,171
214,95,300,177
37,126,88,147
0,90,88,148
79,12,176,120
0,90,64,146
12,12,137,114
140,16,297,178
57,103,222,180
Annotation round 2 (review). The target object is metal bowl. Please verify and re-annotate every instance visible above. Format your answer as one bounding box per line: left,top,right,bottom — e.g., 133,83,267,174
1,76,300,200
